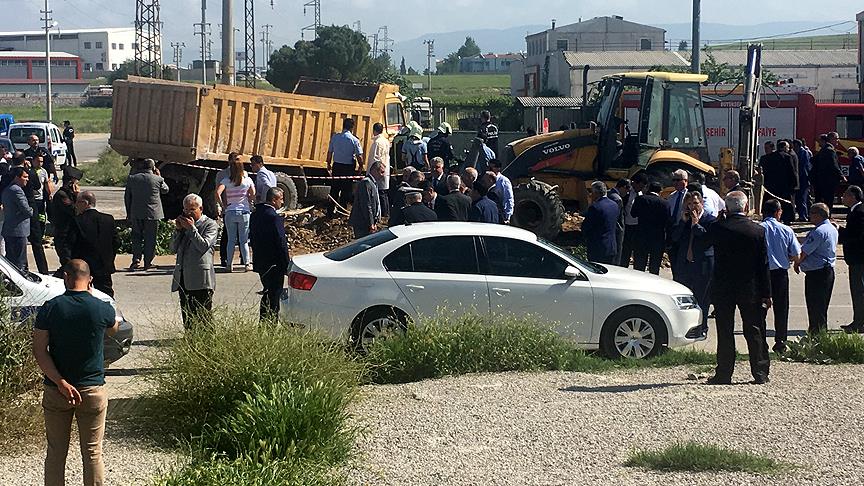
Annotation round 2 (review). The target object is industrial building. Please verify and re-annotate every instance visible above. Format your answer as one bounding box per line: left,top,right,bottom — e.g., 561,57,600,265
0,51,86,94
459,53,522,74
0,27,135,76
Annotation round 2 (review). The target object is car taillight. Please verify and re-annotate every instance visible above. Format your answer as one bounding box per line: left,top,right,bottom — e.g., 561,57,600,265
288,271,316,291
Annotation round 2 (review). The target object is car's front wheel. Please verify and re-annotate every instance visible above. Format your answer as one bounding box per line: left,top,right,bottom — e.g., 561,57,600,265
352,307,408,353
600,307,667,359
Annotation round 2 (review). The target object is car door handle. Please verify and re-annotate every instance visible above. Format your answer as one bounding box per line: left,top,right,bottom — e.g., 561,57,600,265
492,287,511,295
405,284,425,291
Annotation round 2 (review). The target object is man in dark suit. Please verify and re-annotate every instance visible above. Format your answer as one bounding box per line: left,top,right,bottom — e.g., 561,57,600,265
434,174,471,221
397,189,438,224
810,136,844,210
582,181,620,264
348,162,385,238
608,179,629,265
705,191,772,385
249,187,291,323
840,185,864,333
70,191,121,297
631,181,668,274
760,140,799,224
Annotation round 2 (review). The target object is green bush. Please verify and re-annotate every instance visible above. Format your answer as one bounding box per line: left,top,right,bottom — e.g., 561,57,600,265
783,332,864,364
0,298,45,450
624,441,783,473
116,220,176,256
155,455,342,486
82,148,128,186
364,312,719,384
144,313,363,449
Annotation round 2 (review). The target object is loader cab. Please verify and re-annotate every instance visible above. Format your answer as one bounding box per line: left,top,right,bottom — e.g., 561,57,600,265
595,72,710,174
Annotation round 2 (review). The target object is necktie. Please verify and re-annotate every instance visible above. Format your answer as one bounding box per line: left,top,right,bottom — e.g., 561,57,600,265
687,229,695,263
672,192,682,220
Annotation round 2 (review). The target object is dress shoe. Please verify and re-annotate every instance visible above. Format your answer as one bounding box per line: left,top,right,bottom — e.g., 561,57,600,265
772,341,787,354
751,375,770,385
143,264,153,271
128,262,142,271
705,375,732,385
840,323,864,334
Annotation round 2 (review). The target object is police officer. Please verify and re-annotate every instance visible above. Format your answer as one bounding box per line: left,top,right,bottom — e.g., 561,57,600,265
477,110,499,157
23,134,57,183
427,122,456,171
62,121,77,167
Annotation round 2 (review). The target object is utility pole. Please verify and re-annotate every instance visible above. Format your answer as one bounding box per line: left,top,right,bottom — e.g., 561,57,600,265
371,33,379,59
302,0,321,40
377,26,392,58
352,20,361,33
423,39,434,90
691,0,701,74
41,0,53,121
260,23,272,72
134,0,163,78
221,0,235,85
170,42,185,81
243,0,256,87
194,0,210,84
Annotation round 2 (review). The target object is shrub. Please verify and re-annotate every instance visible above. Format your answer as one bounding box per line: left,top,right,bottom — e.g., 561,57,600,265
116,220,176,256
155,455,342,486
364,312,719,384
144,312,363,452
82,147,127,186
0,298,44,450
783,332,864,364
624,441,782,473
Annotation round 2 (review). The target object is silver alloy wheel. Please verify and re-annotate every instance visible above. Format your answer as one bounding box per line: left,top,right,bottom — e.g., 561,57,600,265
613,317,656,358
360,316,401,350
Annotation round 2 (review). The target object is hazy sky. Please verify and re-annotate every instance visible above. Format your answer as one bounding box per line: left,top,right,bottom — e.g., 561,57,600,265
4,0,861,57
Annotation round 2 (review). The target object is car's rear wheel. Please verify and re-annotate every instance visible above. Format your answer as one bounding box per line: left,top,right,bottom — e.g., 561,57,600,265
352,307,408,352
600,307,667,359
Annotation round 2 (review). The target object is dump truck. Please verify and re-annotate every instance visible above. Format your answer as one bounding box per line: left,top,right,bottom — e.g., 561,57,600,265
109,76,407,217
501,72,717,239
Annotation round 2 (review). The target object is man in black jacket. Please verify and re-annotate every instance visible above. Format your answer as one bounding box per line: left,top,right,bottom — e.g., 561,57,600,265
50,167,83,274
631,181,668,274
396,188,437,224
435,174,471,221
426,123,455,170
71,191,121,297
840,185,864,333
810,136,844,210
760,140,799,224
705,191,772,385
23,134,57,183
249,187,291,323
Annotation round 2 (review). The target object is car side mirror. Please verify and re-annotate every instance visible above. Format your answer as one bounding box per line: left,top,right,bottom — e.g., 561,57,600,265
564,265,581,279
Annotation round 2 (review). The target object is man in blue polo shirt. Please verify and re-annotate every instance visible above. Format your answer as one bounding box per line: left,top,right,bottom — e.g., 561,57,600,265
761,199,801,353
794,202,839,335
326,118,364,217
32,259,119,486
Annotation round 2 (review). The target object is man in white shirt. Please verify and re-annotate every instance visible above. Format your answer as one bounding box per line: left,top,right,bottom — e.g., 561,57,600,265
250,155,277,205
621,172,647,267
691,172,725,217
367,123,391,216
488,159,514,224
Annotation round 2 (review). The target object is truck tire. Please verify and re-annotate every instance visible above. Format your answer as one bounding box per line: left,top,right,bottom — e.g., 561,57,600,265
511,180,564,240
305,185,331,203
274,173,299,210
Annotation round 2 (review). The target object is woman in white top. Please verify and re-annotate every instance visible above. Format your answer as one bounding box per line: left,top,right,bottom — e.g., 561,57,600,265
216,153,256,271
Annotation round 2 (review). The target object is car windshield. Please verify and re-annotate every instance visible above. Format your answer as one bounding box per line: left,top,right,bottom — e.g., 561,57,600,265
0,255,42,283
538,238,607,274
324,229,397,261
9,127,45,144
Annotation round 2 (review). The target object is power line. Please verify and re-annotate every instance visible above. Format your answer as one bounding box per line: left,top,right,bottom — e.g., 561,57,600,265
134,0,162,78
302,0,320,40
170,41,185,80
243,0,256,87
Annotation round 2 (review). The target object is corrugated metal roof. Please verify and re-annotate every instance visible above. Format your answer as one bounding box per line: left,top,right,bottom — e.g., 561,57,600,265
0,51,78,58
701,49,857,67
563,50,688,68
516,96,584,108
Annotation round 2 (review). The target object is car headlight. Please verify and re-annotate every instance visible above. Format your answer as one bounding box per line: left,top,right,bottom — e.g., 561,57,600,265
673,294,698,310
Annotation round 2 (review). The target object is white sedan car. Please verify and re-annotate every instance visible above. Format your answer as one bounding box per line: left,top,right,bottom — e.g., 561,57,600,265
280,223,705,358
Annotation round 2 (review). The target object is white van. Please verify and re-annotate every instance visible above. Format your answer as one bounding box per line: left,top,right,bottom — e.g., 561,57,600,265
8,122,67,167
1,256,134,364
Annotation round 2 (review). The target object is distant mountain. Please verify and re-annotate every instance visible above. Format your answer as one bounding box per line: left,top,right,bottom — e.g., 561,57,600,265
393,25,543,71
395,20,852,72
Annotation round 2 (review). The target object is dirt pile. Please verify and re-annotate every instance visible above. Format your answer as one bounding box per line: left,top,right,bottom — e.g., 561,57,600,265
285,208,354,255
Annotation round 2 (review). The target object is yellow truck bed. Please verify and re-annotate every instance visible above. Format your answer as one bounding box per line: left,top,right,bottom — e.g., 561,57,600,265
109,76,402,169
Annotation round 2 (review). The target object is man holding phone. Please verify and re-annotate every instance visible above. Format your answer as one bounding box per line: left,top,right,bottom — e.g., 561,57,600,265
32,259,120,486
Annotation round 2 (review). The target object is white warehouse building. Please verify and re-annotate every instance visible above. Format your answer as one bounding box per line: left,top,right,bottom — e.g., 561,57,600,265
0,27,135,76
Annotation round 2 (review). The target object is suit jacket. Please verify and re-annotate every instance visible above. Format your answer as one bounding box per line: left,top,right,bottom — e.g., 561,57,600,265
435,190,472,222
348,175,380,230
631,193,668,243
71,209,120,275
249,203,290,275
670,213,716,269
839,202,864,265
1,184,32,237
582,196,619,261
706,213,770,303
810,147,842,191
400,203,438,224
171,215,219,292
761,151,798,197
49,186,77,239
125,172,169,220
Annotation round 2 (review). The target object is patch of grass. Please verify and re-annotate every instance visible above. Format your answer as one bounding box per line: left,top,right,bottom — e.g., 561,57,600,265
0,296,44,452
155,455,343,486
624,441,782,473
81,147,127,186
405,74,510,102
783,332,864,364
5,106,112,133
363,313,718,384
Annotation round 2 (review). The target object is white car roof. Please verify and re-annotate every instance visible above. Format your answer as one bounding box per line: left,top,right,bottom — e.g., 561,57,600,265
387,222,541,242
10,122,58,129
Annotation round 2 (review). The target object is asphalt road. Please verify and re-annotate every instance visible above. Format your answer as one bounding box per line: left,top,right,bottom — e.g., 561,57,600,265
73,132,110,163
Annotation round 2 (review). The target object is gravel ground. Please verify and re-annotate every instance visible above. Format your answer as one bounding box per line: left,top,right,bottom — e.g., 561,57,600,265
348,362,864,486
